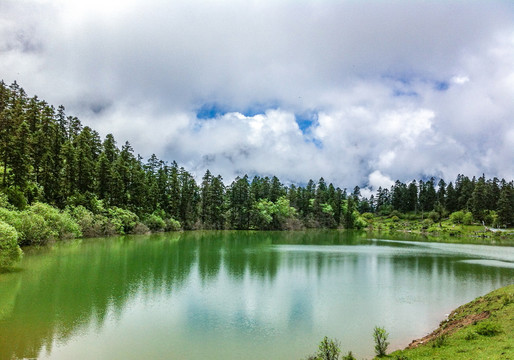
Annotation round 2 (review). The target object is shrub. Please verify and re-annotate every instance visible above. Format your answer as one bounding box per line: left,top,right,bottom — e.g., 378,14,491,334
144,214,166,232
16,211,55,246
450,211,465,224
28,202,81,239
67,205,110,237
361,212,374,221
421,218,434,229
475,321,502,336
428,211,440,223
373,326,389,357
164,218,181,231
463,212,473,225
342,351,356,360
0,221,23,269
391,215,400,222
390,210,402,219
0,207,19,226
0,192,14,209
107,207,139,234
316,336,340,360
131,222,151,235
464,331,478,340
431,333,447,348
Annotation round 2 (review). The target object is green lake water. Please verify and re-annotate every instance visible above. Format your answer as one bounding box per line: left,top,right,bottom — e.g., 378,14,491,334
1,231,513,359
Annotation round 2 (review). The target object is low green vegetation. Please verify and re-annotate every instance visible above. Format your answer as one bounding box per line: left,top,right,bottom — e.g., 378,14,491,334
390,285,514,360
364,211,514,246
373,326,390,357
0,220,22,269
305,336,357,360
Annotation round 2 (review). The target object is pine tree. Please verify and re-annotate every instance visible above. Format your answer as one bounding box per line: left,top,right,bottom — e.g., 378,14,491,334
497,183,514,226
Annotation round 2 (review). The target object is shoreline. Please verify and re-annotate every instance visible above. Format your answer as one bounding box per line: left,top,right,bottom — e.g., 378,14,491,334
389,284,514,359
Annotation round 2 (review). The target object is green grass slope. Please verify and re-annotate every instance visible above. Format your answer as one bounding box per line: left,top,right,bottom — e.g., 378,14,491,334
389,284,514,360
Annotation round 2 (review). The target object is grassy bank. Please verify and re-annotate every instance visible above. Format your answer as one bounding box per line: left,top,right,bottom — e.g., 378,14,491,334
365,214,514,246
388,284,514,360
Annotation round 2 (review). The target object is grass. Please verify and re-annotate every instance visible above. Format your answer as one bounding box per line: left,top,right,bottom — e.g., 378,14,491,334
365,214,514,246
387,284,514,360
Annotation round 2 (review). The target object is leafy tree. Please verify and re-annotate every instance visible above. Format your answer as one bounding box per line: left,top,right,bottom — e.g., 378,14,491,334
316,336,341,360
0,220,22,269
373,326,389,357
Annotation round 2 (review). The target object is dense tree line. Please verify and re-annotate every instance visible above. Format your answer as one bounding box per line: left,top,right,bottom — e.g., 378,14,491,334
1,80,513,242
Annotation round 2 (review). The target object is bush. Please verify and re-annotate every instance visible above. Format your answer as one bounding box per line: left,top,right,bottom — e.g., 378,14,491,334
108,207,139,234
475,321,502,336
28,202,81,239
428,211,440,223
131,222,151,235
450,211,465,224
463,211,473,225
0,207,19,226
373,326,389,357
0,221,23,269
431,333,447,348
16,211,55,246
421,218,434,229
464,330,478,340
390,210,402,219
316,336,340,360
67,205,109,237
164,218,181,231
342,351,356,360
361,212,374,221
144,214,166,232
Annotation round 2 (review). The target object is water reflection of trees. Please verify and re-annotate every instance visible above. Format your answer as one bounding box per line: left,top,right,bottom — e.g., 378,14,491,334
0,231,511,359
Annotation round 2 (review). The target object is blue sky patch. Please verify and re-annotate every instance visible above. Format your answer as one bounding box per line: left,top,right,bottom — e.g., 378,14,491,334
294,111,318,134
434,81,450,91
196,102,279,119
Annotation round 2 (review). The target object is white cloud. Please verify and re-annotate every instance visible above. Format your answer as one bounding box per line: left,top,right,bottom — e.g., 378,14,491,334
368,171,395,191
1,0,514,189
451,76,470,85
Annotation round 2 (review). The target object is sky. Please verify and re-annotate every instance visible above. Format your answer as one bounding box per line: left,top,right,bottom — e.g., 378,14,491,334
1,0,514,192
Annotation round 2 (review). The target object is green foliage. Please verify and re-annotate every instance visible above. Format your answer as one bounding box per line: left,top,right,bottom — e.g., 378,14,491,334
144,213,166,232
449,210,474,225
316,336,341,360
1,81,514,234
474,321,502,336
16,211,54,245
0,220,22,268
428,211,440,223
483,210,499,227
5,187,27,210
341,351,356,360
431,333,448,348
421,218,434,229
373,326,389,357
107,207,139,234
450,211,466,224
164,217,181,231
464,330,478,340
28,202,81,239
463,211,473,225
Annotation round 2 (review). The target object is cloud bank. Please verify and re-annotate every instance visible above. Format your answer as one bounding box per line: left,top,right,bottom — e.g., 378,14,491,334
1,0,513,189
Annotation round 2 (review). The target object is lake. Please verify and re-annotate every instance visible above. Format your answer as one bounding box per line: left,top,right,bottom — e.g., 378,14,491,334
1,231,513,359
